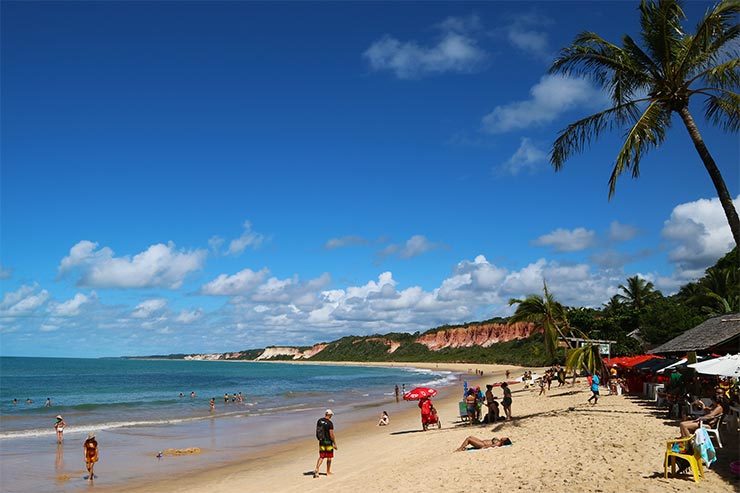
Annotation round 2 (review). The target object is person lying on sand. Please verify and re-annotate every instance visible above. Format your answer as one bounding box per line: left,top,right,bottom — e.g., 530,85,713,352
454,436,511,452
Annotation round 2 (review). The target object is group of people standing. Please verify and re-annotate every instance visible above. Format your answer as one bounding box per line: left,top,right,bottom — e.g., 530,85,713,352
465,382,512,424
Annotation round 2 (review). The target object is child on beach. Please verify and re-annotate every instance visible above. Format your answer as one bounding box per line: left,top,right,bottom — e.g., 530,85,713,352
83,432,99,481
588,372,600,405
54,415,66,443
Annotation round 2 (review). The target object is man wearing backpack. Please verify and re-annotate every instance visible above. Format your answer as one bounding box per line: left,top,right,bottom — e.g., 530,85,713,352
314,409,337,478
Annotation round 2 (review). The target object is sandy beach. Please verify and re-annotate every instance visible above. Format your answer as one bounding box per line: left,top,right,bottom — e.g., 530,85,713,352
100,362,737,493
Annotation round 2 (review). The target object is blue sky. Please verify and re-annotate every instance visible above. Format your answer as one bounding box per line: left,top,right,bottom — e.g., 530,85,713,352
1,1,737,357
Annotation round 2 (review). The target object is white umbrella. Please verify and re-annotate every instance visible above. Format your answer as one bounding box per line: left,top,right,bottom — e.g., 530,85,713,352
687,354,740,378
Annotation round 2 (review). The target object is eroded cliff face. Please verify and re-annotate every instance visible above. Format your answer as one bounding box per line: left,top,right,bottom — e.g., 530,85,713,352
361,337,401,353
256,344,328,360
415,322,540,350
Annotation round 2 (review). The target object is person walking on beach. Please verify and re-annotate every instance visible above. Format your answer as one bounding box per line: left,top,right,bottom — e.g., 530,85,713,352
83,432,99,481
588,372,601,405
314,409,336,478
394,384,399,402
209,398,215,412
501,383,512,420
505,370,510,380
54,415,66,443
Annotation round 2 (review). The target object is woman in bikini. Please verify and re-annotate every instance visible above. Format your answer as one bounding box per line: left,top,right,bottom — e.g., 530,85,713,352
501,382,512,420
679,395,725,437
454,435,511,451
54,415,66,443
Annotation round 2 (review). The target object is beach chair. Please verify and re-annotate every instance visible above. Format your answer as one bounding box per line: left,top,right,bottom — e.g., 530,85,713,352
458,401,469,422
664,436,703,483
702,414,724,449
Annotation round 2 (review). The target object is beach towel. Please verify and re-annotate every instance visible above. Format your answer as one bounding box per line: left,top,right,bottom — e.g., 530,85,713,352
466,444,513,452
693,428,716,468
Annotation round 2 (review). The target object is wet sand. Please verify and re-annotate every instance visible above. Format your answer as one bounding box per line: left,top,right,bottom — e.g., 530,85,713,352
101,361,737,493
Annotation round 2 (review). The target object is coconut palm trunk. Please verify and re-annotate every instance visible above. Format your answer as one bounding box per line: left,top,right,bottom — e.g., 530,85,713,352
677,106,740,246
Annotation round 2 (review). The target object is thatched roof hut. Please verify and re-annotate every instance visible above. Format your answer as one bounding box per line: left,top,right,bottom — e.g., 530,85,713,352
649,313,740,355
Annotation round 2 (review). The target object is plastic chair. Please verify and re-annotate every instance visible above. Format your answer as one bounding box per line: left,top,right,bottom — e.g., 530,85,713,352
664,436,703,483
458,401,469,421
702,414,724,449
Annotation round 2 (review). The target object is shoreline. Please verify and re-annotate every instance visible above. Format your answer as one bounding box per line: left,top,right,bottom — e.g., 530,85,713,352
98,362,524,493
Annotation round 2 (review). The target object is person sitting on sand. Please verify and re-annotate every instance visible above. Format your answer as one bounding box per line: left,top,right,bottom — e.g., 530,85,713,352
378,411,389,426
454,436,511,452
679,395,725,437
83,431,99,481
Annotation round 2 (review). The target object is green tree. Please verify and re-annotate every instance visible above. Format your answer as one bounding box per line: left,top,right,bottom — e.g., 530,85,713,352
615,275,662,309
550,0,740,246
508,283,570,360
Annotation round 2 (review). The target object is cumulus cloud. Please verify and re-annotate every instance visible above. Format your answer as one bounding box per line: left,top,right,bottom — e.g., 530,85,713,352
227,221,266,256
497,137,548,175
324,236,369,250
533,227,596,252
662,195,739,279
378,235,443,259
59,240,206,289
131,298,168,319
201,268,270,295
363,16,486,79
52,292,95,317
0,284,50,316
608,221,639,242
503,13,552,60
176,308,203,324
482,74,607,133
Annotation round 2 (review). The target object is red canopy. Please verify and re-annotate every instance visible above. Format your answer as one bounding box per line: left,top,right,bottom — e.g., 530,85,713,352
606,355,662,368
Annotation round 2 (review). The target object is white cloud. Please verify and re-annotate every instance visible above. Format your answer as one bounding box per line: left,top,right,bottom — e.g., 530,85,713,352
0,264,12,280
208,236,225,254
533,227,596,252
0,284,50,316
324,236,369,250
59,240,206,289
52,292,95,317
364,16,486,79
662,195,739,278
608,221,639,242
227,221,265,256
131,299,168,319
498,137,548,175
176,309,203,324
379,235,443,259
502,12,553,60
482,75,607,133
201,268,269,295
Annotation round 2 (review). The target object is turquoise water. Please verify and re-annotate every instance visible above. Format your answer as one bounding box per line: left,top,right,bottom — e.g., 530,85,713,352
0,357,457,492
0,357,454,439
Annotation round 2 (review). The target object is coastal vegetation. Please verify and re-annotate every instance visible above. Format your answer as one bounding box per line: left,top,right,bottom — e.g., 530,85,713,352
550,0,740,246
131,248,737,367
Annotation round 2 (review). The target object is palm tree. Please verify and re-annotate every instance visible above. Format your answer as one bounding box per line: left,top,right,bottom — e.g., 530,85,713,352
602,294,624,315
550,0,740,246
509,283,607,376
615,275,661,309
688,266,740,314
508,282,570,360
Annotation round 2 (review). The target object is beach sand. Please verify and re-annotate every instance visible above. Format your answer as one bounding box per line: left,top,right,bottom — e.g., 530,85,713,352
104,362,737,493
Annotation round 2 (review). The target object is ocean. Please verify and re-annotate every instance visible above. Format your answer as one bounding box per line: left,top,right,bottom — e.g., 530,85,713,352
0,357,457,492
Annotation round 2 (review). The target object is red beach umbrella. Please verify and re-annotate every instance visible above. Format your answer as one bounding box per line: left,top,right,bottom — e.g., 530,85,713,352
403,387,438,400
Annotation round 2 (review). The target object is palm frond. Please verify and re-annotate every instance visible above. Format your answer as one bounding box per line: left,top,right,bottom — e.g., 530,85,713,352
638,0,686,73
678,0,740,80
704,90,740,131
608,101,671,197
700,58,740,90
551,101,648,170
551,32,653,104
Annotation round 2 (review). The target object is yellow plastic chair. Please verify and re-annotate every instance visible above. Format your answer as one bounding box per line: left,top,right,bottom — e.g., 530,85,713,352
664,435,704,483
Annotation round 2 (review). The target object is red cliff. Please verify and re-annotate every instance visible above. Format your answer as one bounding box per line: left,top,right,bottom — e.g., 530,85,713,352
415,322,541,350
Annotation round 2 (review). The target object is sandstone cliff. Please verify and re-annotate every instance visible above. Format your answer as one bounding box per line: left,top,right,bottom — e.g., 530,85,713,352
415,321,540,350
